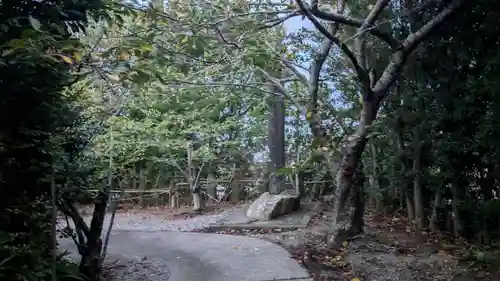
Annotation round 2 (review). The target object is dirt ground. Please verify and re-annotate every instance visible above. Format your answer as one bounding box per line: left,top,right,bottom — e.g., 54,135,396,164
75,201,500,281
78,201,238,220
195,201,500,281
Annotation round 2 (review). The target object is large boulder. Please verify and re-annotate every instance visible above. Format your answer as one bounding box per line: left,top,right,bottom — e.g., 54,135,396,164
246,190,300,221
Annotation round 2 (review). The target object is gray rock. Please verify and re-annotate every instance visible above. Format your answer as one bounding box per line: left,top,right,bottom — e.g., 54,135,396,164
246,190,300,221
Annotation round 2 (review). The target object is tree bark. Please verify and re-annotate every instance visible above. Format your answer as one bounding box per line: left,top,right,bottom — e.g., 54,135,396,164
413,143,424,229
406,191,415,221
207,164,217,202
192,191,203,211
349,160,366,235
327,99,377,247
294,0,466,249
451,179,461,238
368,143,380,209
79,191,108,281
139,167,147,208
187,143,204,211
429,179,445,231
267,52,286,195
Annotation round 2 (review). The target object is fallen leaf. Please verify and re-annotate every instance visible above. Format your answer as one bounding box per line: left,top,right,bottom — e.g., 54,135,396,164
60,55,73,65
351,278,361,281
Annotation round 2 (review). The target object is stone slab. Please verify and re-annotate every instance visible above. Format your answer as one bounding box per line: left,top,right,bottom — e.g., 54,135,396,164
206,202,316,231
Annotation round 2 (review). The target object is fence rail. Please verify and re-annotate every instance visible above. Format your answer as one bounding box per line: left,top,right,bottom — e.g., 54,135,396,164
82,178,335,209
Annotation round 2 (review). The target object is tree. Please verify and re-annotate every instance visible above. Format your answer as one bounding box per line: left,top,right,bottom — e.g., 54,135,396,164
261,0,470,245
0,0,105,281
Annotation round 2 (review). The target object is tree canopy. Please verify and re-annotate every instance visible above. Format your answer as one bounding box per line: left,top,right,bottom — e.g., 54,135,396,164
3,0,500,280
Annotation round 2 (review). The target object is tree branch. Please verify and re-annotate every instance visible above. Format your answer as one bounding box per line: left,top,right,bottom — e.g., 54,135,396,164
372,0,465,96
355,0,391,74
256,67,302,107
296,0,368,88
296,0,352,138
281,60,309,85
260,9,302,29
308,4,399,48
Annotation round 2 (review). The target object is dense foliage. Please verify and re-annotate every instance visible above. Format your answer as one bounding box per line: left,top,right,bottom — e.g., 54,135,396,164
0,0,104,280
4,0,500,280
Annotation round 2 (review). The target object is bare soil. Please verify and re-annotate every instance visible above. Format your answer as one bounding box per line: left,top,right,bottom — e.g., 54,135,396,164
194,202,500,281
78,202,238,220
73,201,500,281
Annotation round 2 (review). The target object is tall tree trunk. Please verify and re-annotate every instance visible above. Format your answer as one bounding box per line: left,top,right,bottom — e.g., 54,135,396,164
413,142,424,230
206,163,217,202
429,178,446,231
451,179,461,238
405,192,415,220
188,143,203,211
368,143,380,209
267,53,286,195
349,160,366,235
327,99,377,247
139,167,147,208
131,166,137,189
393,81,411,216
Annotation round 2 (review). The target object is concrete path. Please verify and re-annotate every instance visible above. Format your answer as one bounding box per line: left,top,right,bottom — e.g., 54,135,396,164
59,231,312,281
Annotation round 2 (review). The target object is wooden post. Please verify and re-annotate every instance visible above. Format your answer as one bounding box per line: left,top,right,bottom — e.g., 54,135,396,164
232,168,243,203
139,167,147,208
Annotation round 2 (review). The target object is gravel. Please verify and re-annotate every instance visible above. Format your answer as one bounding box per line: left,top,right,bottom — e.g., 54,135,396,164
59,205,250,233
102,256,171,281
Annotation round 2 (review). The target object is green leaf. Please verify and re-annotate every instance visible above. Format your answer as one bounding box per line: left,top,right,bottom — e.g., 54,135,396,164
140,44,153,52
276,166,296,176
73,52,83,63
28,15,42,31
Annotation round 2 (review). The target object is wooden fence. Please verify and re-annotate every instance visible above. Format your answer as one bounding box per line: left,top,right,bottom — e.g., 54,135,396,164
86,178,335,209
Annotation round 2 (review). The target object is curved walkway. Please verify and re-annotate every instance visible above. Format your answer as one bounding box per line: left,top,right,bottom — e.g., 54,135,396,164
59,231,312,281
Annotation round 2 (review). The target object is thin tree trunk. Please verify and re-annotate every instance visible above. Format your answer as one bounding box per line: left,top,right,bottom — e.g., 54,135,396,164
413,143,424,230
139,167,146,208
187,143,204,211
131,166,137,189
51,170,57,281
232,166,243,203
429,179,446,231
207,164,217,203
406,192,415,220
368,143,380,209
451,180,461,238
79,189,108,281
80,121,113,281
